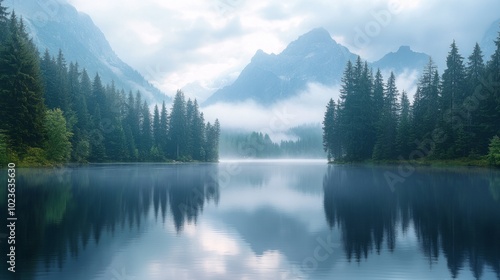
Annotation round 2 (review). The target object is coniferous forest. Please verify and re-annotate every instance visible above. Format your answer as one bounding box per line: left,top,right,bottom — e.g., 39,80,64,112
323,30,500,166
0,3,220,166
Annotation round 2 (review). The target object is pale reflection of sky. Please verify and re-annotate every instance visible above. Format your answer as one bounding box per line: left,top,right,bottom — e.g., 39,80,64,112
32,164,500,280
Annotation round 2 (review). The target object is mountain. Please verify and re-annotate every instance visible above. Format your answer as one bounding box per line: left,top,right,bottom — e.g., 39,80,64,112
203,28,430,106
372,45,429,74
4,0,168,104
481,18,500,60
203,28,358,106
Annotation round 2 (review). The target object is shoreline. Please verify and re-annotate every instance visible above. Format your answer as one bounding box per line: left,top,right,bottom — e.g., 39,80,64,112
328,157,496,169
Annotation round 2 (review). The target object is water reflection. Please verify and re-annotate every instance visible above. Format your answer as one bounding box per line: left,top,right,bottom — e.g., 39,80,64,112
323,165,500,279
1,163,500,279
0,164,219,280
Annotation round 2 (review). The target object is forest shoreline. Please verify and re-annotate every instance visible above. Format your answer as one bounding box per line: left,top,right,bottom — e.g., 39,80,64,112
8,159,220,168
328,157,497,169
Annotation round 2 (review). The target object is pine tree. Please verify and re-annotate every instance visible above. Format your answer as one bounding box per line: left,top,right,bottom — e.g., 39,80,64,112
0,0,9,44
159,101,169,157
337,57,375,161
322,98,335,162
152,104,161,151
436,41,467,158
465,43,486,154
68,63,90,162
190,100,205,161
40,49,58,109
88,104,106,162
0,13,46,155
373,72,399,160
55,49,70,113
372,69,385,121
396,90,412,157
169,90,188,160
91,74,106,118
205,119,220,162
483,29,500,147
186,98,195,159
412,57,440,149
140,101,152,160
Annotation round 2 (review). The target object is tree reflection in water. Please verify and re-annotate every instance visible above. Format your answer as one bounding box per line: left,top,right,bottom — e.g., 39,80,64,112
323,165,500,279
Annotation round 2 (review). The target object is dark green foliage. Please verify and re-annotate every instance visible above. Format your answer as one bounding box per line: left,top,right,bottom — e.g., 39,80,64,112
373,72,399,160
412,58,440,144
0,13,46,156
205,119,220,162
169,90,188,159
396,91,412,156
322,99,335,161
435,41,468,158
140,101,152,160
0,6,220,165
0,0,9,45
323,28,500,163
488,136,500,167
465,43,486,154
336,57,377,161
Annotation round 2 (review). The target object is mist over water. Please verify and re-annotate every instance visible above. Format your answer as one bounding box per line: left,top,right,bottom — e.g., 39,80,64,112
3,162,500,280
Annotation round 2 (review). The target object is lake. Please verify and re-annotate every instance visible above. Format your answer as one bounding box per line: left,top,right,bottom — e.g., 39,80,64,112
1,161,500,280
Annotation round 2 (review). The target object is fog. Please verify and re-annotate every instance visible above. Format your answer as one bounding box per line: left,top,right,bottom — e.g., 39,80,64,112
202,70,418,141
202,83,337,141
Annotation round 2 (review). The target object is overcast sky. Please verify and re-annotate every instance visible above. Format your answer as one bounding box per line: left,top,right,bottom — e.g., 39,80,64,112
66,0,500,100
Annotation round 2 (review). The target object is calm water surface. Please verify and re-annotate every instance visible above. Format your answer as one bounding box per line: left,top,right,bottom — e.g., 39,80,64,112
1,161,500,280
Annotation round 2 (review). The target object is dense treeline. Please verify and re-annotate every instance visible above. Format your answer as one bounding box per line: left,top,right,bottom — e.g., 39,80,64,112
323,29,500,164
0,3,220,165
220,125,325,158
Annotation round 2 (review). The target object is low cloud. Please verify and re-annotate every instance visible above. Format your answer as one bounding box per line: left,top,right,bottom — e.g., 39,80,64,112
202,69,421,141
202,83,339,141
67,0,500,100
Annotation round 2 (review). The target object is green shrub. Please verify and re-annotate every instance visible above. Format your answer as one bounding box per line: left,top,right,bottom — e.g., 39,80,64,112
488,136,500,167
21,147,50,167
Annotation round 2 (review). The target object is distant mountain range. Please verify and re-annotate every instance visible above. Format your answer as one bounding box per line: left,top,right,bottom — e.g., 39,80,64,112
4,0,168,104
481,19,500,60
203,28,430,106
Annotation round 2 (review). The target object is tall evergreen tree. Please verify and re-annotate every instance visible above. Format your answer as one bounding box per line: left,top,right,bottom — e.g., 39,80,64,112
0,0,9,45
322,98,336,162
205,119,220,162
152,104,161,150
373,72,399,160
337,57,375,161
68,63,90,162
169,90,188,160
465,43,486,154
189,100,206,161
140,101,152,160
55,49,70,113
0,13,46,155
88,104,106,162
91,74,106,118
396,90,412,157
441,41,466,115
372,69,385,121
436,41,467,157
159,101,169,157
412,57,440,146
483,30,500,143
40,50,58,109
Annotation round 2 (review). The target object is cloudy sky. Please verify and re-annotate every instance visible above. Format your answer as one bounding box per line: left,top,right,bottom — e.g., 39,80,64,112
66,0,500,101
